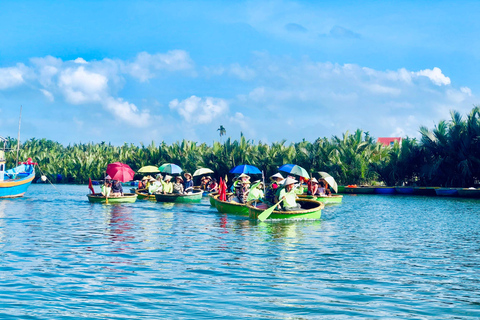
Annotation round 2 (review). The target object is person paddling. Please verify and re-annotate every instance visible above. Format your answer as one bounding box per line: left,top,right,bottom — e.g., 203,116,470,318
278,177,304,211
265,173,283,205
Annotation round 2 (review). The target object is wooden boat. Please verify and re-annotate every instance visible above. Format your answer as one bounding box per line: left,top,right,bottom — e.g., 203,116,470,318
344,186,375,194
395,187,414,195
374,186,396,194
213,194,249,215
457,188,480,198
0,163,35,198
154,189,202,203
298,194,343,204
135,188,156,200
247,199,324,220
87,193,137,204
435,188,459,197
413,187,438,196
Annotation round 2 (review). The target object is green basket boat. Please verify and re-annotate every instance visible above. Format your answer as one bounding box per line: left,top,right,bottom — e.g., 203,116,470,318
247,199,324,221
208,192,218,206
154,189,203,203
298,194,343,204
213,194,249,215
134,189,156,200
87,193,137,204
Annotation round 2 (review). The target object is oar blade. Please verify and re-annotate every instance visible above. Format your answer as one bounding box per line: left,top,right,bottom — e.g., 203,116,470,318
258,204,277,221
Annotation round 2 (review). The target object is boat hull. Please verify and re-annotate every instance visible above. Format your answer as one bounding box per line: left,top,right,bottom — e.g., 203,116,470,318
413,187,438,196
374,187,396,194
247,199,324,220
435,188,459,197
344,186,375,194
87,193,137,204
155,190,202,203
213,195,249,215
298,194,343,204
395,187,414,194
457,188,480,198
0,165,35,198
135,189,156,200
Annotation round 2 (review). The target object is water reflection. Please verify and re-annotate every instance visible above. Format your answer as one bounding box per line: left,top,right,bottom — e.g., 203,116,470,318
104,205,134,249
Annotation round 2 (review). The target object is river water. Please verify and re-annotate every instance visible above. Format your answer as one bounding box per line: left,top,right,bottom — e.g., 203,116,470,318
0,185,479,319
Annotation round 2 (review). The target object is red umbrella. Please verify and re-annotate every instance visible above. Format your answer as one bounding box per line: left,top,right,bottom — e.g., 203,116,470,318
106,162,135,182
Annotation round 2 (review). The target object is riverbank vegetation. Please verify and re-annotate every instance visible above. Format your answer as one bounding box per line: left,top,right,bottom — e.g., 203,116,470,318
3,106,479,187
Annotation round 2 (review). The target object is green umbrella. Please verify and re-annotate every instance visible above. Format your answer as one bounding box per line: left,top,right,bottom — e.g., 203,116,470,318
138,165,160,173
193,168,214,177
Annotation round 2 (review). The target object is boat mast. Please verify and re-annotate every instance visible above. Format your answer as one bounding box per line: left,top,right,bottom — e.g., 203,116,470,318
16,106,22,165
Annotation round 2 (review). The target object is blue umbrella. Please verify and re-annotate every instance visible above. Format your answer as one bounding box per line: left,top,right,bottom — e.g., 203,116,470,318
158,163,183,175
278,164,310,178
229,164,261,174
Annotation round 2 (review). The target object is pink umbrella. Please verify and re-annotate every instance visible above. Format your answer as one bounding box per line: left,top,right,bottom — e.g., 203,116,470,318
106,162,135,182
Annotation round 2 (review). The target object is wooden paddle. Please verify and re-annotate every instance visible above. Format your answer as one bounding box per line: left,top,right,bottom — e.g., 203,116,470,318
258,197,284,221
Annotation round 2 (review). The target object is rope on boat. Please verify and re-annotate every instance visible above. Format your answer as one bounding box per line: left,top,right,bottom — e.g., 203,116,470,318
35,164,62,195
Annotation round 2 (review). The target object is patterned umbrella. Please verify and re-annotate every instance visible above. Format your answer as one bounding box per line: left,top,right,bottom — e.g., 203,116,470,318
106,162,135,182
158,163,183,175
229,164,261,174
278,164,310,179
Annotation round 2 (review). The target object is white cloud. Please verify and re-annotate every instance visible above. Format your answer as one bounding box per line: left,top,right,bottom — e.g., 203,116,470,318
125,50,194,82
414,67,451,86
229,63,256,80
58,66,108,104
104,97,150,126
169,95,228,124
40,89,54,102
74,58,88,64
0,64,27,89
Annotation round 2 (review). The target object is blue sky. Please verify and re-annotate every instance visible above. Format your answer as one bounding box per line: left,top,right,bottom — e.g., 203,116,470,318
0,0,478,145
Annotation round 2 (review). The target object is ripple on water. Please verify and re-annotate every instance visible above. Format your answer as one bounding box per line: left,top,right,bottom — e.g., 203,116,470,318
0,186,479,319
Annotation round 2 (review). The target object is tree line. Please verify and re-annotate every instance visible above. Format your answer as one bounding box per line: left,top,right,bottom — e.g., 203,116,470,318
2,107,479,187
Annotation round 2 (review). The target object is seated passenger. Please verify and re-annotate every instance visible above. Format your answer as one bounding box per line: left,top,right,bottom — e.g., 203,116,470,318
265,173,284,205
183,173,194,193
209,178,219,193
173,176,184,194
234,179,250,204
307,178,319,195
247,180,264,202
278,177,304,211
161,175,173,194
111,180,124,197
101,176,112,197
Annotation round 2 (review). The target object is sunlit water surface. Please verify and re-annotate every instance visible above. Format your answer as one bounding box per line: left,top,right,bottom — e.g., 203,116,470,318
0,185,479,319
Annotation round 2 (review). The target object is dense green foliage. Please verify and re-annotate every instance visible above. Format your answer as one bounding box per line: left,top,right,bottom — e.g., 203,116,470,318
2,107,479,187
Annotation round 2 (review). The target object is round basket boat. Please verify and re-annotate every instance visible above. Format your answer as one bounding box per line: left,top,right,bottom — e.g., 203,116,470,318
134,189,156,200
213,194,249,215
87,193,137,204
297,194,343,204
246,199,324,221
208,192,218,206
154,189,203,203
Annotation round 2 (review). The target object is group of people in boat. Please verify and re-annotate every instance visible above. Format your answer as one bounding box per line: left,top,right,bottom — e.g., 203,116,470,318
224,172,332,211
101,175,124,197
136,172,199,195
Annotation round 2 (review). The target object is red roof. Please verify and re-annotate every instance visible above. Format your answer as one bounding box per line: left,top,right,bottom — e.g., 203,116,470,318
377,137,402,146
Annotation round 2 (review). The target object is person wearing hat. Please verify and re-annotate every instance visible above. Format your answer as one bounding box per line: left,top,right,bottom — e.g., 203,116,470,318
183,173,194,194
138,176,149,190
173,176,184,194
208,178,219,193
148,177,162,194
233,178,250,203
161,175,173,194
101,175,112,197
264,173,283,205
247,180,264,202
277,177,303,211
307,177,319,196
